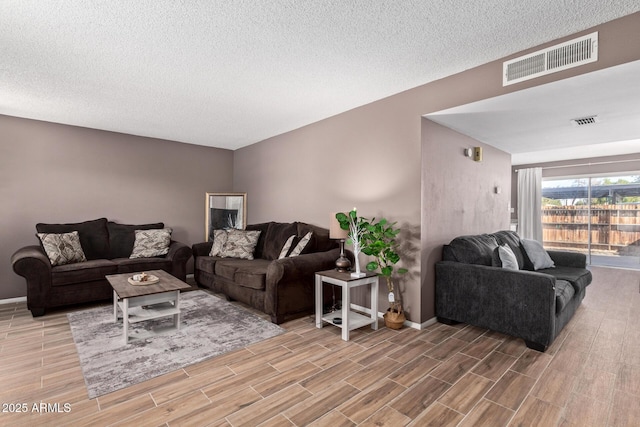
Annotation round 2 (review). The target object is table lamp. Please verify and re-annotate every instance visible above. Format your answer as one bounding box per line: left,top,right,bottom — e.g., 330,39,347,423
330,213,351,272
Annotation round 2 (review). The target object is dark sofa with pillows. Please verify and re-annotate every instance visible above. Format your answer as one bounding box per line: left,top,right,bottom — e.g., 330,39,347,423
435,230,592,352
192,221,343,324
11,218,191,317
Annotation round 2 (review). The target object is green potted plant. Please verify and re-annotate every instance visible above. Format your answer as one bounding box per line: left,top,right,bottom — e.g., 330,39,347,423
336,209,408,329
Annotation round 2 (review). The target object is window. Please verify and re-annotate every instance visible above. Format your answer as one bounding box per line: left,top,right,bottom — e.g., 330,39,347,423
542,174,640,269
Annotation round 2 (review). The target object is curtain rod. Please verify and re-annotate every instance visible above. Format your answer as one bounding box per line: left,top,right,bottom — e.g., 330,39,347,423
514,157,640,172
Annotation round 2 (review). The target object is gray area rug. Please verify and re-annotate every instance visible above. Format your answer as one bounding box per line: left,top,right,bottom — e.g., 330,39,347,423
67,290,284,399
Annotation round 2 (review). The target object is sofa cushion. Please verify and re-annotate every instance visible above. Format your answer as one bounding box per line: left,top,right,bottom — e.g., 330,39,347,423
246,222,272,259
51,259,118,287
36,218,110,260
130,228,172,258
107,221,164,259
37,231,87,266
215,259,270,290
113,257,172,275
442,234,499,265
555,280,575,314
195,256,218,275
521,239,555,270
539,266,592,294
492,230,525,269
262,223,299,260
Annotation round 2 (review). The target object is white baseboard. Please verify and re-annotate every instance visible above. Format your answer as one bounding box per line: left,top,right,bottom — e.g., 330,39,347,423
0,296,27,305
350,303,432,330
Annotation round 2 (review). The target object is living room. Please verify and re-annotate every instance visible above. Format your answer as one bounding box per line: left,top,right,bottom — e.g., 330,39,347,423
2,3,640,426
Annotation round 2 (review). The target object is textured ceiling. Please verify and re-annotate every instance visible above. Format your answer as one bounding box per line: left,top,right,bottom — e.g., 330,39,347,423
1,1,639,150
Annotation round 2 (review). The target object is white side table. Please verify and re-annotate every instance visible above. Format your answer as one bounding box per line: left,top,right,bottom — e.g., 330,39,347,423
315,269,379,341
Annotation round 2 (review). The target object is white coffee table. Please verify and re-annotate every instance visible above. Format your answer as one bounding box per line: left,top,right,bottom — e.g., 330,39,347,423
106,270,191,344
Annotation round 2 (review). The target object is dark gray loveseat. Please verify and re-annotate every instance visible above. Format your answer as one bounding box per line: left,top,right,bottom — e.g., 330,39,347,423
435,230,592,352
192,221,343,324
12,218,191,317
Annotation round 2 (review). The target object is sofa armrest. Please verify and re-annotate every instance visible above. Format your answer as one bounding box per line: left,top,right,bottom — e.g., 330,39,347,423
165,240,192,280
166,240,191,261
264,248,342,323
435,261,556,348
192,241,213,258
11,245,53,310
547,250,587,269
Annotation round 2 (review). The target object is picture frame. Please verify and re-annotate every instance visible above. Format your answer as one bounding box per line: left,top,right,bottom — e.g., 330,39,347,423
205,192,247,241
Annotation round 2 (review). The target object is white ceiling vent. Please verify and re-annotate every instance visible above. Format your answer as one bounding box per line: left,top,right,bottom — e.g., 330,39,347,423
503,32,598,86
570,115,600,126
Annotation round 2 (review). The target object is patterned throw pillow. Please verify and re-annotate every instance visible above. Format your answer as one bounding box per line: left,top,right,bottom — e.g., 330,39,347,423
209,229,229,257
288,232,312,257
278,235,296,259
217,229,261,260
37,231,87,266
129,228,172,259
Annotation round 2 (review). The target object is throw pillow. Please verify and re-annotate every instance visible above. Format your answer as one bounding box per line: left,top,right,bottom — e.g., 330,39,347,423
288,232,312,257
129,228,172,258
218,229,261,260
37,231,87,266
209,229,229,257
521,238,555,270
497,244,519,270
278,235,297,259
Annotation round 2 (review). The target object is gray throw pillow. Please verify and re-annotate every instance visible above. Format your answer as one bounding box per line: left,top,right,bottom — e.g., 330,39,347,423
497,244,519,270
37,231,87,266
130,228,172,258
521,238,555,270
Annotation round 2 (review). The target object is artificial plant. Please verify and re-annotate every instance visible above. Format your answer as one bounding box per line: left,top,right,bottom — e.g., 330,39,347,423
335,209,408,312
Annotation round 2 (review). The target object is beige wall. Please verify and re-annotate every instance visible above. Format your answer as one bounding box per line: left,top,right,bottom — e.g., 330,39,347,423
421,121,512,320
234,12,640,324
1,115,233,299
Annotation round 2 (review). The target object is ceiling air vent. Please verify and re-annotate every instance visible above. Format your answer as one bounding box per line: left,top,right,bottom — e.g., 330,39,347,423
503,32,598,86
571,115,600,126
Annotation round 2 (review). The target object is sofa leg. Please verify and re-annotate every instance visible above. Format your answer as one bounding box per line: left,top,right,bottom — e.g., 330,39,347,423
524,340,548,352
437,317,460,326
270,315,285,324
225,295,235,302
30,308,45,317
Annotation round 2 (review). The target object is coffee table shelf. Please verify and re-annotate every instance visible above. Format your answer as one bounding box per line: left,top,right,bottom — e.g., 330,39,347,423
116,301,181,323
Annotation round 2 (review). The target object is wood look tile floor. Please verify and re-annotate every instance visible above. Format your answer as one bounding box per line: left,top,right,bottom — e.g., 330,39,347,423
1,266,638,426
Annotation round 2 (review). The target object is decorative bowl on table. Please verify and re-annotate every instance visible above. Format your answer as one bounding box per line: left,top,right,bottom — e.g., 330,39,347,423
127,272,159,286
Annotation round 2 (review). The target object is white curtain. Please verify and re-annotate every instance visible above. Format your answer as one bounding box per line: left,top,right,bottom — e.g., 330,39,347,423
517,167,543,241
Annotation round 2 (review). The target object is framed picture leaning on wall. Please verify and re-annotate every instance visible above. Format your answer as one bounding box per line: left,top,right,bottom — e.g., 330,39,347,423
205,192,247,241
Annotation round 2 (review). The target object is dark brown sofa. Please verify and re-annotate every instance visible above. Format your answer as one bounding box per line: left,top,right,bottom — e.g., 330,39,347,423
192,221,343,324
11,218,192,317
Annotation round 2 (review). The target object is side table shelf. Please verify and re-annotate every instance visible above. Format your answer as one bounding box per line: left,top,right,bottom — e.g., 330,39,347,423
315,270,379,341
